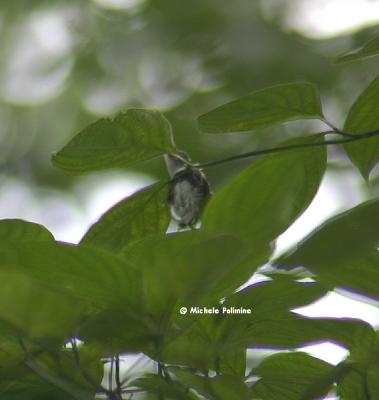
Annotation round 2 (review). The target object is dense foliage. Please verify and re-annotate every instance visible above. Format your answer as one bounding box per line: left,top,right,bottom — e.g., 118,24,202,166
1,32,379,398
2,2,379,399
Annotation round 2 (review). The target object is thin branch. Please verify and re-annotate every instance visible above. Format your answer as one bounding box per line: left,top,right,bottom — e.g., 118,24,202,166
195,128,379,169
109,357,114,394
70,339,102,392
115,355,123,399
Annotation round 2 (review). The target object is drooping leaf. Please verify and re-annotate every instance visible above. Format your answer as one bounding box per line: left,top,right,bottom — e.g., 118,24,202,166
343,75,379,180
246,314,374,360
228,280,327,315
198,83,323,133
250,352,335,400
203,135,326,245
0,219,54,242
52,109,176,174
335,35,379,64
277,198,379,300
80,182,170,252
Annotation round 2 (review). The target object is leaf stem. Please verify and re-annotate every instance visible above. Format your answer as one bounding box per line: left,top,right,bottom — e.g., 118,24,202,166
195,128,379,169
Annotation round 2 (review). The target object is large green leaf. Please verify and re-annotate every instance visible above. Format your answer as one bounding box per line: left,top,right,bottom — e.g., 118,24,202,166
367,361,379,400
250,352,335,400
171,368,250,400
194,280,374,358
124,231,249,324
343,75,379,180
0,219,54,242
0,379,82,400
335,35,379,64
157,314,247,374
0,271,82,339
0,242,142,309
278,198,379,300
79,232,251,356
228,280,327,315
31,343,104,395
202,135,326,245
246,314,374,361
337,367,367,400
80,182,170,252
77,305,156,355
198,83,323,133
158,280,324,372
52,109,176,174
131,374,197,400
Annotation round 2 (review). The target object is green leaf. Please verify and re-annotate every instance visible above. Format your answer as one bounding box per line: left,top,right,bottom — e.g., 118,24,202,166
0,379,79,400
198,83,323,133
80,232,251,356
0,271,82,339
367,362,379,400
246,314,374,360
158,315,247,374
335,35,379,64
52,109,176,174
80,182,170,252
171,368,250,400
343,75,379,180
131,374,197,400
337,367,366,400
124,231,249,324
21,352,95,400
78,305,157,355
251,352,335,400
33,344,104,394
0,219,54,242
203,135,326,245
278,198,379,300
229,280,327,315
159,280,324,373
0,242,142,308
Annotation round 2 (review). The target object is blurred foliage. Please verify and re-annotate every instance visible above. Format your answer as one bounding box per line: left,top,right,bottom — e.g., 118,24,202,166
1,0,379,191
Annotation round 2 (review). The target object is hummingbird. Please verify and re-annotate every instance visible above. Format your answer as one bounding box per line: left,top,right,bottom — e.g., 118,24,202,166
164,151,210,228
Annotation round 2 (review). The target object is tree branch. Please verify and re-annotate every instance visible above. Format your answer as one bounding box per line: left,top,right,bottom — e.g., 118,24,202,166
195,128,379,169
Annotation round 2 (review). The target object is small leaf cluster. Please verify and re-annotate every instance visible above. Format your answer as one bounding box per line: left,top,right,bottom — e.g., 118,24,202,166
2,36,379,400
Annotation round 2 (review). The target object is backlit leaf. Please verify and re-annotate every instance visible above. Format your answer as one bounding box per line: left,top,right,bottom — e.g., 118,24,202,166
81,182,170,252
0,219,54,242
198,83,323,133
335,35,379,64
251,352,335,400
278,198,379,300
52,109,176,174
343,75,379,180
203,135,326,245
